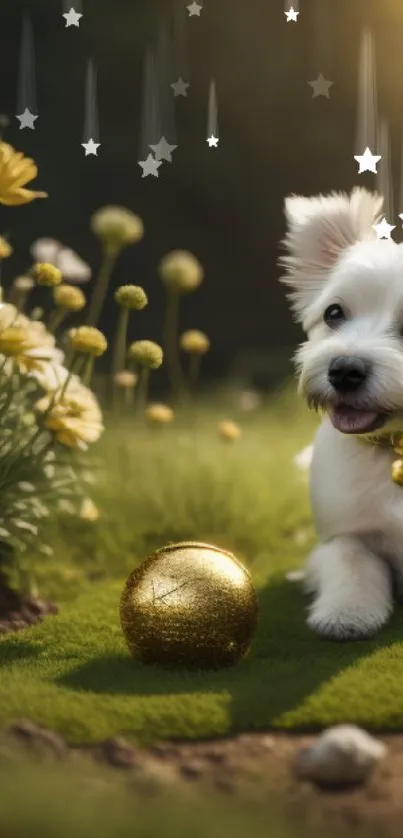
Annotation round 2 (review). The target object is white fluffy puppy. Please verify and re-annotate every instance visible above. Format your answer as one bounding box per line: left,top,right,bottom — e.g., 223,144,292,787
280,187,403,640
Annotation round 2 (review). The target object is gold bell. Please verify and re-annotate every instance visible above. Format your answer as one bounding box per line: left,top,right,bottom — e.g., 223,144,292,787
391,458,403,486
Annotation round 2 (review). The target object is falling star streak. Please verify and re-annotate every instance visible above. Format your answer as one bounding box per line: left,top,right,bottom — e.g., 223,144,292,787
355,28,378,157
207,80,219,148
308,0,334,96
376,119,393,222
310,0,333,70
171,1,190,91
63,8,83,27
16,15,38,129
62,0,83,26
82,59,100,155
399,133,403,222
139,48,162,161
156,20,177,148
61,0,83,11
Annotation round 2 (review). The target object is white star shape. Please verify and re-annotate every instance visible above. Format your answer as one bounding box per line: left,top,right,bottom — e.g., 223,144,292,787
399,213,403,225
149,137,178,162
187,1,202,15
373,217,396,240
285,7,299,22
207,135,219,148
138,154,163,178
354,147,382,174
16,108,38,130
171,77,190,97
308,73,334,99
63,8,83,27
82,139,100,156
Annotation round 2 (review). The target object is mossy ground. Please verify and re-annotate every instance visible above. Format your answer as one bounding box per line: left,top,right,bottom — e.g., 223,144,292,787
1,386,403,744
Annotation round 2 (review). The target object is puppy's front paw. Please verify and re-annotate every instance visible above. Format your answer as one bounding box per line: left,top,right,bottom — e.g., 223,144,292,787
307,599,389,641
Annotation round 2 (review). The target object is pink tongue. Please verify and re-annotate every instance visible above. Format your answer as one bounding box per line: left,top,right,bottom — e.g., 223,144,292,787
330,406,379,434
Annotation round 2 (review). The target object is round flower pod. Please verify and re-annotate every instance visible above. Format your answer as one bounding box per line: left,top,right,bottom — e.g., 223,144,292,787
158,250,204,295
127,340,163,369
180,330,210,355
33,263,63,287
68,326,108,357
114,285,148,310
53,285,86,312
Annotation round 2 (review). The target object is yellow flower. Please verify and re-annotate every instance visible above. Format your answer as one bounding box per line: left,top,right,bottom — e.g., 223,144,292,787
218,420,242,442
0,142,48,206
114,285,148,310
180,330,210,355
0,302,27,331
68,325,107,357
0,304,65,385
113,370,138,388
128,340,163,369
145,404,174,425
79,497,100,522
35,377,104,451
91,206,144,254
158,250,204,294
33,263,62,287
53,284,86,312
0,237,12,259
0,326,39,357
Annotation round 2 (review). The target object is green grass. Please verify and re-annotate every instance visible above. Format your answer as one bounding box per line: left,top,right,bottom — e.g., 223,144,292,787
31,385,317,601
0,756,316,838
3,570,403,742
1,385,403,741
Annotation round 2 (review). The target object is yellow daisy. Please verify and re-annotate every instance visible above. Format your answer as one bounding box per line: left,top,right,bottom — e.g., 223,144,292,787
0,142,48,206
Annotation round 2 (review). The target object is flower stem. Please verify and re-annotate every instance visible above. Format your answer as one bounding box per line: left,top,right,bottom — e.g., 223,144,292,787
86,249,117,327
112,307,129,410
8,287,29,313
124,387,134,408
136,367,150,413
47,308,67,334
112,308,129,376
81,356,95,387
188,354,201,394
163,291,187,402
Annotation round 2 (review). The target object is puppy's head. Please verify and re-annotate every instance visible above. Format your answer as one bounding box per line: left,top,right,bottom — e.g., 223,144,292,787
279,188,403,436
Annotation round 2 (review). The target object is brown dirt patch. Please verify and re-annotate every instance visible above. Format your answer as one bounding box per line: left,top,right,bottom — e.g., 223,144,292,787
0,574,58,633
2,720,403,837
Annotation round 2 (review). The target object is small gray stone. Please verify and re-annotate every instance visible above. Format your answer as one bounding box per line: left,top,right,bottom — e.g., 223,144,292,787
180,757,206,779
102,737,137,769
8,719,67,759
294,725,387,788
8,719,39,739
130,758,179,795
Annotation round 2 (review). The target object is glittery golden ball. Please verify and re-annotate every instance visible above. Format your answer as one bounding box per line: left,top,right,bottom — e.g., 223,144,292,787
392,458,403,486
120,542,258,668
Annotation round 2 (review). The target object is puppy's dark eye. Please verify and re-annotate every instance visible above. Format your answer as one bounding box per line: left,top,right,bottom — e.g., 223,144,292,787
324,304,346,328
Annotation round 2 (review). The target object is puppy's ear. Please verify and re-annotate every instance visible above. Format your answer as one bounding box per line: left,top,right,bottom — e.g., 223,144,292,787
278,188,383,320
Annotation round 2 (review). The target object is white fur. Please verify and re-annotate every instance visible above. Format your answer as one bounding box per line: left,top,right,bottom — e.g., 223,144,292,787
280,187,403,639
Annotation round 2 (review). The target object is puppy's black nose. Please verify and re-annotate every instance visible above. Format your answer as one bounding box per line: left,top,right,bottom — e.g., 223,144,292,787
328,356,370,392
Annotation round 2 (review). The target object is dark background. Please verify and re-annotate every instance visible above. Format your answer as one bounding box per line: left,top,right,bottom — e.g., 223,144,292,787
0,0,402,387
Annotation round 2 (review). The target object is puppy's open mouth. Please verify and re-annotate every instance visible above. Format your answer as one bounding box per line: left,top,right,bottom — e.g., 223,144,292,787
329,405,388,435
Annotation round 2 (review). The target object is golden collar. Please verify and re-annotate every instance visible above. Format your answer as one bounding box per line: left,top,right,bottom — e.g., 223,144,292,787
361,432,403,485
